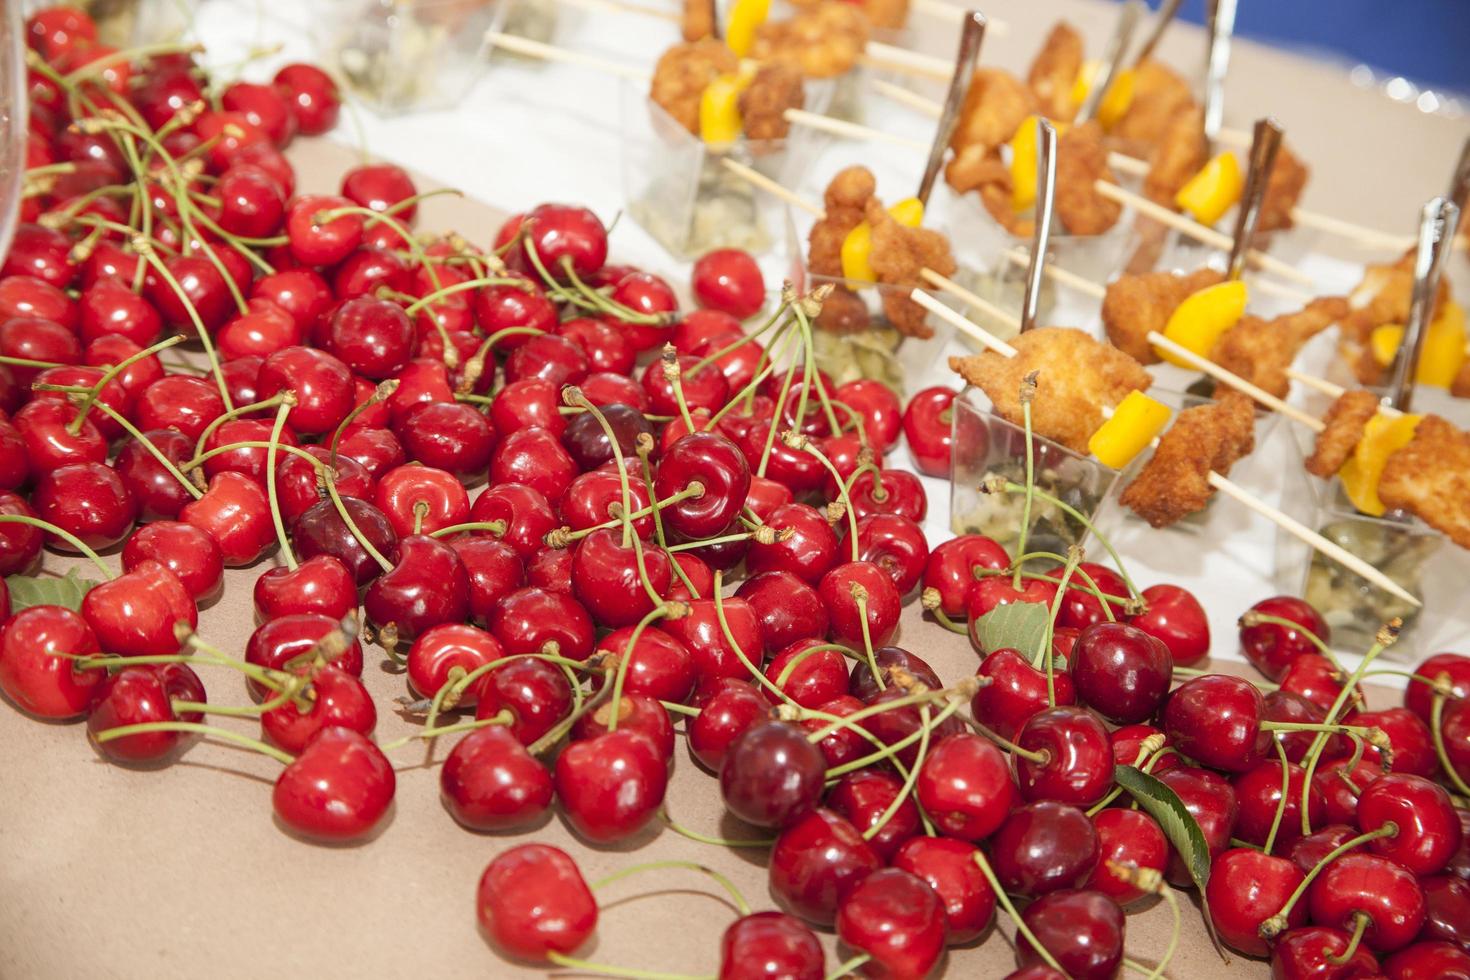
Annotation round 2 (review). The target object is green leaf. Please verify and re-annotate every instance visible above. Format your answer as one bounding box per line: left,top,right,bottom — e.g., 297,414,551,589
4,568,101,614
971,600,1049,656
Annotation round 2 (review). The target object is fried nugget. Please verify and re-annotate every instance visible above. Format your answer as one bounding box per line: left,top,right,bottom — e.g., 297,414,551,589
739,63,804,141
1120,391,1255,527
1259,143,1308,234
1144,103,1207,207
1111,59,1194,150
1055,121,1123,235
859,0,908,31
949,327,1153,452
749,3,869,79
1305,388,1380,478
1027,22,1083,123
650,39,738,134
1379,414,1470,549
945,144,1010,196
1101,267,1224,364
866,199,956,339
680,0,714,41
1339,251,1452,384
808,166,876,278
1211,296,1349,399
951,68,1037,156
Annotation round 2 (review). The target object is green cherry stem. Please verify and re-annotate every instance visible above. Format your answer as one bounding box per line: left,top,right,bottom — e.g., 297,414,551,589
130,239,234,413
850,584,885,690
971,849,1069,977
0,514,114,578
329,379,399,474
92,721,294,765
1326,912,1370,966
189,392,286,470
591,860,751,916
265,396,297,570
606,605,680,733
428,520,508,539
989,479,1144,606
1431,693,1470,797
659,804,775,848
863,704,930,841
1257,822,1399,940
84,400,205,499
784,430,859,560
824,955,872,980
542,954,711,980
325,472,394,575
1262,738,1292,856
67,334,185,435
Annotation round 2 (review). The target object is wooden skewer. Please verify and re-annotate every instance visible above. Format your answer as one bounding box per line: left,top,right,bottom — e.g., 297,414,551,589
916,269,1025,338
782,109,929,152
1284,367,1405,419
1146,331,1325,432
720,159,823,217
999,245,1310,309
910,287,1019,356
922,296,1421,607
485,31,651,81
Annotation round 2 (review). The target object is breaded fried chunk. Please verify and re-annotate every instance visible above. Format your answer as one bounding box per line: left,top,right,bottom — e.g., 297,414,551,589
1054,121,1123,235
1305,388,1380,477
1380,415,1470,548
680,0,714,41
739,63,804,140
945,144,1011,196
950,68,1037,156
750,3,869,79
1120,391,1255,527
1112,59,1194,148
1101,267,1224,364
1027,22,1084,123
1211,296,1349,398
1339,251,1452,384
948,327,1153,452
650,39,738,134
866,199,956,339
808,166,876,278
859,0,908,30
1144,104,1207,207
1258,143,1309,233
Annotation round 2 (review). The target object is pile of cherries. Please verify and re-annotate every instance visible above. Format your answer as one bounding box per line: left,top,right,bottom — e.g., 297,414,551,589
1,6,1468,979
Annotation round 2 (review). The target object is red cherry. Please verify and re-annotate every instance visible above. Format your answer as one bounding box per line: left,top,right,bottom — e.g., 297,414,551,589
554,728,666,843
1271,925,1380,979
475,656,572,747
0,605,103,719
718,912,823,980
762,639,847,709
570,527,671,628
1157,766,1239,886
818,561,902,650
32,461,137,550
1356,772,1462,875
272,727,393,842
1405,652,1470,722
135,375,225,441
180,471,275,566
1162,673,1269,772
273,63,341,134
1278,653,1346,713
769,808,881,926
835,868,946,980
364,534,471,641
1240,595,1330,681
1314,757,1387,825
735,570,829,654
1231,759,1325,848
691,248,764,318
1015,889,1124,980
594,625,694,704
1420,874,1470,950
491,425,577,501
971,648,1077,742
80,560,196,657
1086,808,1168,905
915,732,1017,840
990,802,1100,897
721,721,826,828
1068,621,1173,724
827,769,921,862
855,514,928,596
476,844,596,963
0,491,43,574
902,386,956,477
222,81,296,146
13,398,107,474
1309,852,1426,952
245,614,364,697
262,666,376,753
440,725,552,832
292,495,399,584
26,6,98,60
1354,706,1438,778
746,503,839,584
1206,847,1307,956
86,662,206,764
892,837,994,945
489,586,595,660
1015,706,1115,807
1382,941,1470,980
922,534,1009,616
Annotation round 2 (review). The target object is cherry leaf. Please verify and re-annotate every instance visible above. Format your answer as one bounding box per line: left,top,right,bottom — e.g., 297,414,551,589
4,568,101,614
971,600,1049,657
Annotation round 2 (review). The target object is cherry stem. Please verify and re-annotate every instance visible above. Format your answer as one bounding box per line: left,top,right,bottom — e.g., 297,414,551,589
990,480,1143,605
1238,611,1345,673
863,703,931,841
636,437,698,599
824,697,964,779
847,588,885,691
401,274,530,316
86,401,205,499
1258,822,1398,939
185,440,326,477
922,596,969,635
324,472,394,575
606,605,678,733
659,344,699,435
824,956,872,980
551,483,701,548
92,720,294,765
456,325,545,394
686,301,788,377
328,379,399,474
0,354,64,370
563,386,639,544
712,570,803,708
961,713,1049,765
131,238,234,413
190,393,286,470
265,397,297,571
664,531,758,553
804,688,936,744
705,322,801,432
543,953,711,980
527,666,613,757
785,430,860,561
427,520,507,539
1013,386,1038,590
1262,738,1292,856
971,849,1069,977
1038,547,1084,704
754,327,803,479
67,334,185,435
591,860,751,916
1431,693,1470,797
0,515,113,579
1326,912,1370,966
660,805,775,848
380,709,514,752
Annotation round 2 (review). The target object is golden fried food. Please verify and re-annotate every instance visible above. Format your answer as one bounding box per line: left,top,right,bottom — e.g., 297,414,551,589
866,199,956,339
814,284,870,334
808,165,876,278
1211,296,1349,398
944,144,1010,196
1258,143,1308,233
750,3,869,79
1144,104,1207,207
858,0,908,31
1305,388,1380,478
1111,59,1194,149
680,0,714,42
1379,414,1470,548
1027,22,1083,123
1101,267,1224,364
739,63,804,141
1054,121,1123,235
650,39,738,134
950,68,1037,156
1120,391,1256,527
949,327,1153,452
1339,251,1452,384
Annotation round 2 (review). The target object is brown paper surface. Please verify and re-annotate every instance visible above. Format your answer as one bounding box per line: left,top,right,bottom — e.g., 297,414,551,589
0,94,1408,980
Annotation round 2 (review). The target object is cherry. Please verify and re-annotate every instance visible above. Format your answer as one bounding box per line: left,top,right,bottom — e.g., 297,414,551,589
1240,595,1330,681
216,299,304,361
1015,706,1115,807
890,838,994,947
661,596,759,697
373,465,468,538
763,639,848,709
1016,890,1124,980
1067,621,1172,724
435,724,552,833
1405,652,1470,722
819,561,902,650
1231,759,1325,848
262,666,376,753
0,276,76,332
1264,689,1345,764
32,461,138,551
922,534,1010,616
1271,925,1380,979
327,297,413,380
654,432,750,539
252,551,355,622
594,625,694,704
524,203,608,281
745,503,839,585
561,469,653,538
915,732,1017,840
849,647,942,703
1206,847,1308,956
608,272,678,352
570,694,675,766
134,375,225,442
827,770,921,863
856,514,928,595
364,534,471,641
718,911,824,980
1162,673,1269,773
468,482,557,561
490,425,577,501
2,224,76,289
78,278,161,348
201,418,301,485
0,491,43,574
252,268,332,333
80,560,196,657
1279,653,1347,713
273,63,341,134
1157,767,1238,886
1315,757,1388,825
1086,809,1168,906
720,720,826,829
86,662,206,765
478,844,597,963
836,868,946,979
26,6,98,60
13,399,107,473
245,614,364,696
563,403,653,471
1309,852,1427,952
1354,706,1438,778
902,386,956,477
142,255,232,331
255,346,355,436
769,808,881,926
802,695,871,770
569,527,671,628
686,682,766,772
971,648,1077,742
553,728,666,843
1382,942,1470,980
293,495,399,584
1356,772,1462,875
690,248,764,319
449,535,524,624
0,606,102,720
579,371,647,410
989,801,1099,897
489,587,595,660
472,656,572,747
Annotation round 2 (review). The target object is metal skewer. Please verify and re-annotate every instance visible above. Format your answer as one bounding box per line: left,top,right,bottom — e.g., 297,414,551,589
1387,197,1461,414
1201,0,1237,153
1076,0,1143,125
1020,119,1058,334
916,10,986,207
1226,117,1284,282
1128,0,1184,68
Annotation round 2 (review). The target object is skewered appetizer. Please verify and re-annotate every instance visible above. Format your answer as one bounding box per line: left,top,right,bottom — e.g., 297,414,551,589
650,39,806,142
1119,391,1256,526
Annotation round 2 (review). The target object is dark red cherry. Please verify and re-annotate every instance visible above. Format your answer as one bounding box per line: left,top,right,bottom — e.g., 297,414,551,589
827,769,921,862
1069,621,1173,724
1240,595,1330,681
1162,673,1270,773
1206,847,1307,956
364,534,471,641
1354,706,1438,778
440,725,552,832
490,425,577,501
737,570,829,654
32,461,137,550
1382,941,1470,980
1271,925,1379,980
1231,759,1325,848
1086,808,1168,906
1015,706,1115,807
721,721,826,829
261,666,376,753
488,586,595,661
655,433,750,539
892,837,994,946
836,868,946,980
769,808,881,926
86,662,206,764
971,648,1077,742
292,495,400,585
718,911,823,980
0,605,103,719
475,656,573,747
1356,772,1462,876
1157,766,1239,886
989,802,1099,897
1016,889,1124,980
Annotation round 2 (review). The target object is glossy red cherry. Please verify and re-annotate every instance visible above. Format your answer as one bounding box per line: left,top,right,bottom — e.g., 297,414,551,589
32,461,137,550
594,625,694,704
134,375,225,441
401,623,499,706
691,248,764,318
762,639,847,709
1240,595,1330,681
476,844,596,963
971,648,1077,742
1162,673,1269,773
475,656,573,747
1356,772,1462,875
374,465,469,539
440,725,552,832
13,399,107,475
1016,890,1124,980
1271,925,1380,979
569,527,671,628
836,868,946,980
827,769,920,863
855,514,928,596
915,732,1017,840
819,561,902,650
1086,808,1168,906
524,203,608,281
554,728,666,843
1404,652,1470,722
1278,653,1347,713
769,808,882,926
85,662,206,765
245,614,364,699
364,534,471,641
1309,853,1426,952
1206,847,1307,956
1354,706,1437,778
1382,942,1470,980
718,911,823,980
273,63,340,134
489,586,595,660
902,386,956,477
1069,621,1172,724
0,605,103,719
180,471,276,566
891,837,994,946
490,425,577,501
292,495,399,584
654,432,750,539
262,666,376,753
80,560,196,657
0,492,42,574
1157,766,1239,886
271,727,393,842
1314,757,1387,825
990,802,1099,897
1420,875,1470,950
922,534,1010,616
252,553,357,623
1231,759,1325,848
1124,583,1209,666
256,346,355,436
721,721,826,829
746,503,839,585
1015,706,1115,807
